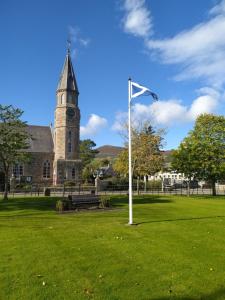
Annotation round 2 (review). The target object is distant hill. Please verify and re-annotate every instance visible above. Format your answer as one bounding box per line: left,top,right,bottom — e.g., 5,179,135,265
95,145,124,158
162,150,173,162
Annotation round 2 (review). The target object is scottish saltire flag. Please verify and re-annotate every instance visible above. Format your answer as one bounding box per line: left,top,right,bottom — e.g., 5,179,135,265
131,81,158,101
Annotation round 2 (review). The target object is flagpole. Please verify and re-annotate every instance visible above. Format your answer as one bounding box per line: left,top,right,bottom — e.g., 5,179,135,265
128,78,133,225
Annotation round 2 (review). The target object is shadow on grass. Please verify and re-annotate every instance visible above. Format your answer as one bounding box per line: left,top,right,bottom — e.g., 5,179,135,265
112,195,173,207
137,215,225,225
0,195,171,215
0,197,57,213
153,287,225,300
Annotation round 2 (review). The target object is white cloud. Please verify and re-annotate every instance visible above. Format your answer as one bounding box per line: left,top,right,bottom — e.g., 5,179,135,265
147,12,225,86
81,114,107,137
122,0,153,38
71,49,78,60
209,0,225,15
112,88,219,129
147,100,187,125
68,25,91,49
111,111,128,132
187,94,219,121
68,25,80,43
120,0,225,87
79,38,90,47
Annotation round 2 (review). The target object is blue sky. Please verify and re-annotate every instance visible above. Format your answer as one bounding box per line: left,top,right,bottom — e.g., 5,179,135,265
1,0,225,149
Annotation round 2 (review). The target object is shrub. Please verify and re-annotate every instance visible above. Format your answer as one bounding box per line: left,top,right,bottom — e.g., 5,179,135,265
146,180,162,189
100,195,111,208
101,177,129,191
111,177,129,186
56,200,65,212
64,181,76,187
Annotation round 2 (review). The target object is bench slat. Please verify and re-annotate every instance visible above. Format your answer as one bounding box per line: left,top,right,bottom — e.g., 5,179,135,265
71,198,99,201
67,194,100,208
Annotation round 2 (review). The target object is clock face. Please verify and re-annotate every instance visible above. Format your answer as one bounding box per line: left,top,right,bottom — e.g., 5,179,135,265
66,108,75,119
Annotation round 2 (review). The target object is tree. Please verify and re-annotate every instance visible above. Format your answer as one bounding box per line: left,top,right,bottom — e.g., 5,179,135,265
132,126,164,177
171,114,225,196
0,105,31,200
82,158,113,183
79,139,99,182
79,139,99,167
114,124,164,179
114,149,129,177
171,140,197,196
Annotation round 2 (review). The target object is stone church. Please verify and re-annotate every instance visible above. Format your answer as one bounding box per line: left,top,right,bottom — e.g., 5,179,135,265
9,49,82,186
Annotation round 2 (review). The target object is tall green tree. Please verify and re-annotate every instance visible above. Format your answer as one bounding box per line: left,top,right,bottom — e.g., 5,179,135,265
172,140,197,196
114,124,164,178
172,114,225,196
0,105,31,200
82,158,112,183
114,149,129,177
79,139,99,182
79,139,99,167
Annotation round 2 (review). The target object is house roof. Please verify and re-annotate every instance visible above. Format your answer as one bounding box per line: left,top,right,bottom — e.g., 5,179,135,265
26,125,54,153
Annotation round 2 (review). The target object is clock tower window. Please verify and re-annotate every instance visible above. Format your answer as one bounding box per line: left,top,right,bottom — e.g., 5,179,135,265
68,131,72,153
61,93,65,105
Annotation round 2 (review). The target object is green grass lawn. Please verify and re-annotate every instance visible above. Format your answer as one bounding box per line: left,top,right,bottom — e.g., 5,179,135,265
1,194,225,300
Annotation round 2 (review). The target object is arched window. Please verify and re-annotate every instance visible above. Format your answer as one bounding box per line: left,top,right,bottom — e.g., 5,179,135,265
43,160,51,179
72,167,75,179
13,164,23,178
61,93,65,105
68,131,72,153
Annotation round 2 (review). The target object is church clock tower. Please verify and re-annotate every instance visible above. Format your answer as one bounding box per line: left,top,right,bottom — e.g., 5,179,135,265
53,49,81,185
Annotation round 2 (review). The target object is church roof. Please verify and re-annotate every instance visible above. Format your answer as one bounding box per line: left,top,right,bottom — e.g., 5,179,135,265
26,125,54,153
57,51,79,93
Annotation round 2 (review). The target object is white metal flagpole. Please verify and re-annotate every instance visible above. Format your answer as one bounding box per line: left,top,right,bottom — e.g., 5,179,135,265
128,78,133,225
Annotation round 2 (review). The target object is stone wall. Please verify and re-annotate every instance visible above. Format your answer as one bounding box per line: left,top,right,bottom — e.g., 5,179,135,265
24,152,54,185
53,159,81,185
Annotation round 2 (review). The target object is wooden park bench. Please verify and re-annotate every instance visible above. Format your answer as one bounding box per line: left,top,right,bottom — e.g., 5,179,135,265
67,194,100,209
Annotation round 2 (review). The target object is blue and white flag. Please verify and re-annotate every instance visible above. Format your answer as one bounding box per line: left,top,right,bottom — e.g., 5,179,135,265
131,81,158,101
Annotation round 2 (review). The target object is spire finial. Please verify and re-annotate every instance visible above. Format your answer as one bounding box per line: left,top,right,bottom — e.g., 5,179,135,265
67,37,71,54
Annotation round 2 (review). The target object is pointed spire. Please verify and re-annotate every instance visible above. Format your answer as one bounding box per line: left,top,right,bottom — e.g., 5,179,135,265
57,50,79,94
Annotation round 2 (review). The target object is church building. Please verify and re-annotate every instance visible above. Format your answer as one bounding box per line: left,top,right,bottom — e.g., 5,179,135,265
10,49,82,186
